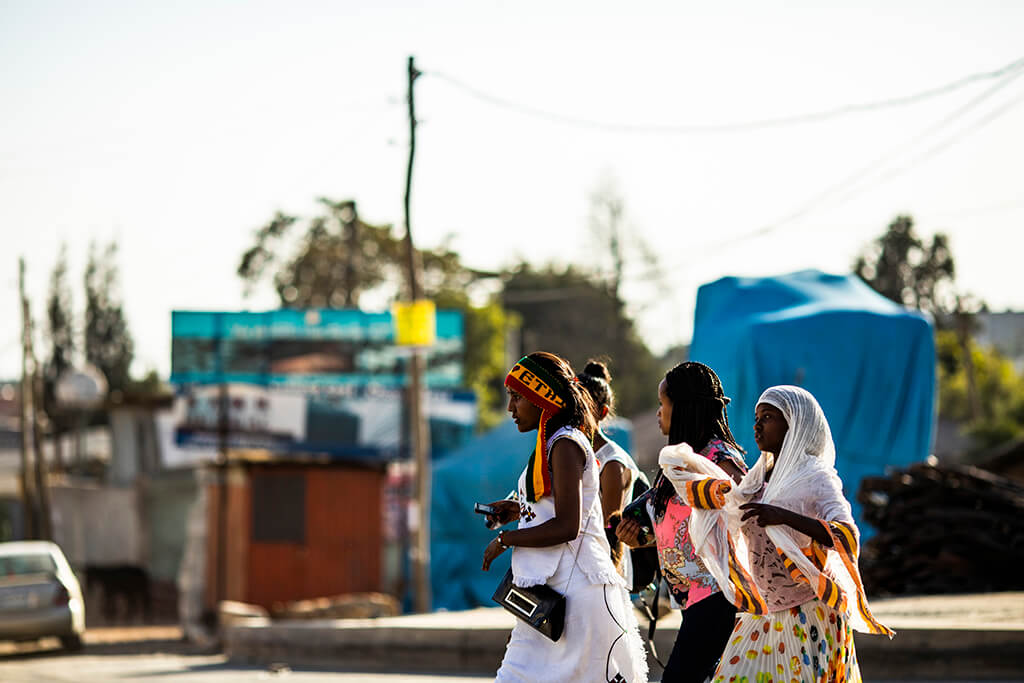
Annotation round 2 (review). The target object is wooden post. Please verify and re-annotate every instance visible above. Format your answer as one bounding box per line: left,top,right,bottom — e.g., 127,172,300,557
18,258,39,539
403,55,432,613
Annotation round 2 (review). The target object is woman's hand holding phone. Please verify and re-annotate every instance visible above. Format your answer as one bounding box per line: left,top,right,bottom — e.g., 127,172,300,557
482,499,520,528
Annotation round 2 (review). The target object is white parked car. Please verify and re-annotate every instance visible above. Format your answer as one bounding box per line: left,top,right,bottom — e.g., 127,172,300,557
0,541,85,650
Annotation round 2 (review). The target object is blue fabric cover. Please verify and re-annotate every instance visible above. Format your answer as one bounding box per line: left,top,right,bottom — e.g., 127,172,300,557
430,420,631,611
689,270,935,534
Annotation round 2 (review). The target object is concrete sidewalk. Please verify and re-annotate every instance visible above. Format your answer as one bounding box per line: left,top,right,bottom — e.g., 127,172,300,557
223,592,1024,680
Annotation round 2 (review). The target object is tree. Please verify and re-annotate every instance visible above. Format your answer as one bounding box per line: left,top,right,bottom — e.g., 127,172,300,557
434,290,519,429
853,215,956,321
43,245,75,466
238,199,486,307
587,177,660,304
238,200,399,307
854,217,1024,454
84,242,134,394
935,331,1024,454
237,198,515,427
501,263,662,418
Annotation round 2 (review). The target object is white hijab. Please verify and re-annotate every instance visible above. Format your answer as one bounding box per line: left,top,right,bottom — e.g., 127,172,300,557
660,385,889,635
737,385,853,528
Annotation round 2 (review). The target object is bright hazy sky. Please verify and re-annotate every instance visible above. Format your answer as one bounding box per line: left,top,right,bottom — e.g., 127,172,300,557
3,0,1023,379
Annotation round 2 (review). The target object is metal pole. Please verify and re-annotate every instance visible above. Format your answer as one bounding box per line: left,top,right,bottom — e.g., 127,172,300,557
403,55,432,613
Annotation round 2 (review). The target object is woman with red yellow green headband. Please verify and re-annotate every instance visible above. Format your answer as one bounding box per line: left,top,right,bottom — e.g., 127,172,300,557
482,351,648,683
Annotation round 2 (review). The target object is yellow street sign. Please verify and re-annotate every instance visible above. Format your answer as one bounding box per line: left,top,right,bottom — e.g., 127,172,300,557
393,300,436,347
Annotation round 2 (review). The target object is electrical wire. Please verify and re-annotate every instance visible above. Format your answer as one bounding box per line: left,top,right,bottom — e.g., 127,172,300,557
428,57,1024,296
426,55,1024,135
828,89,1024,208
428,58,1024,286
694,62,1024,251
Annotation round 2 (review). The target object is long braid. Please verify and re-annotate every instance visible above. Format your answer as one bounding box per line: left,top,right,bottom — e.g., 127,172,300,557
654,361,743,518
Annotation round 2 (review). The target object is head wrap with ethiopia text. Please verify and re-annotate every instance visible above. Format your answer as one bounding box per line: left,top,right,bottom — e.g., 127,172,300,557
504,356,569,502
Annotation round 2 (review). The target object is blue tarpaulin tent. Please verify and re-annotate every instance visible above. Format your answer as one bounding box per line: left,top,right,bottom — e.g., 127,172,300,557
689,270,936,533
430,419,631,611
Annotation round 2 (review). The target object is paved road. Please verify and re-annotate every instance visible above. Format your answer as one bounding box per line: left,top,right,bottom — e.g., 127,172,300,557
0,630,1020,682
2,644,1020,683
0,629,495,682
0,640,493,682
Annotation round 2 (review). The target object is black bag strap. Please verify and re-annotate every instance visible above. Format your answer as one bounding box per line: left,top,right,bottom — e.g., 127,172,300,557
636,576,666,670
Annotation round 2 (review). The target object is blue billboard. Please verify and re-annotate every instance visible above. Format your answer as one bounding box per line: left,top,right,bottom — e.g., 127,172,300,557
167,309,474,463
170,309,464,388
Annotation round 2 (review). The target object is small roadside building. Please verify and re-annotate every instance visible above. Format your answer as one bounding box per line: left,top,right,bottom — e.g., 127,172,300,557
202,457,387,611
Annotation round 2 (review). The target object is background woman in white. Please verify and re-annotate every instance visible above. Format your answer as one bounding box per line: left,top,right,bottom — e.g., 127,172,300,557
576,359,643,583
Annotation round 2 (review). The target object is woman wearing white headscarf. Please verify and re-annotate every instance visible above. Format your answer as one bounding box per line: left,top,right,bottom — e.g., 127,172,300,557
658,385,893,683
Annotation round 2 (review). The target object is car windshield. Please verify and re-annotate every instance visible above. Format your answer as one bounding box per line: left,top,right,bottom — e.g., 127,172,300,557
0,553,57,576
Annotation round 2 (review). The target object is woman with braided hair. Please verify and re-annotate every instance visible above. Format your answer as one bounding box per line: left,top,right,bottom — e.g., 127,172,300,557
481,351,648,682
577,359,641,528
659,385,894,682
617,361,746,683
578,360,645,587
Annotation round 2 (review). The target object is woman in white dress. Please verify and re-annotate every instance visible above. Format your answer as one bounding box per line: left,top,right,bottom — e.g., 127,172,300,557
482,352,648,683
577,360,642,523
576,360,643,584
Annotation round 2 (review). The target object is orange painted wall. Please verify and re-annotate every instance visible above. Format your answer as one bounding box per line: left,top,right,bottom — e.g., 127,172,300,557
244,464,384,608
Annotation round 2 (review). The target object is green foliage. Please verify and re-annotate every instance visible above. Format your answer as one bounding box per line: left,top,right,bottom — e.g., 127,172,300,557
84,242,134,393
434,290,519,430
238,200,399,307
238,199,487,307
237,197,516,429
854,215,956,321
501,263,662,418
124,369,172,397
854,216,1024,454
43,245,75,428
936,330,1024,451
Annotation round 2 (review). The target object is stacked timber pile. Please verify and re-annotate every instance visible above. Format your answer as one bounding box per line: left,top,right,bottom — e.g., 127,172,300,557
857,461,1024,595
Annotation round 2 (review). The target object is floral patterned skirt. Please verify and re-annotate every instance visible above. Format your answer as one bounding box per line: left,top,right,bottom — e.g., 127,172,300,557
712,600,861,683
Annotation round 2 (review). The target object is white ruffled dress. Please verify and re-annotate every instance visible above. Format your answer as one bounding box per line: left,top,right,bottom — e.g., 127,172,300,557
495,426,649,683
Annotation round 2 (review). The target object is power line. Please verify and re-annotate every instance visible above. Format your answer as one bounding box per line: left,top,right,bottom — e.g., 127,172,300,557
702,62,1024,250
828,89,1024,208
606,72,1024,288
427,55,1024,135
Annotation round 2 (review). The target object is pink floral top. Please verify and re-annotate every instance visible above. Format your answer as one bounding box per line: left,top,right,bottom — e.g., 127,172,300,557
651,439,746,609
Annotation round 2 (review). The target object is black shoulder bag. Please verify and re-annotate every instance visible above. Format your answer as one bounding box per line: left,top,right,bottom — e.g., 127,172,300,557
491,512,593,642
491,568,567,641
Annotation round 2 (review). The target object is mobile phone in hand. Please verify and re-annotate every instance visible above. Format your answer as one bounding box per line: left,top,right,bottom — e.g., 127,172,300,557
474,502,499,529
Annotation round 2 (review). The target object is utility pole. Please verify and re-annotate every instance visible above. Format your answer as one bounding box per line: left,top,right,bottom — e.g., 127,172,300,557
403,55,432,613
17,260,38,540
216,314,229,608
31,358,52,540
340,200,360,307
18,258,39,539
22,261,53,539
